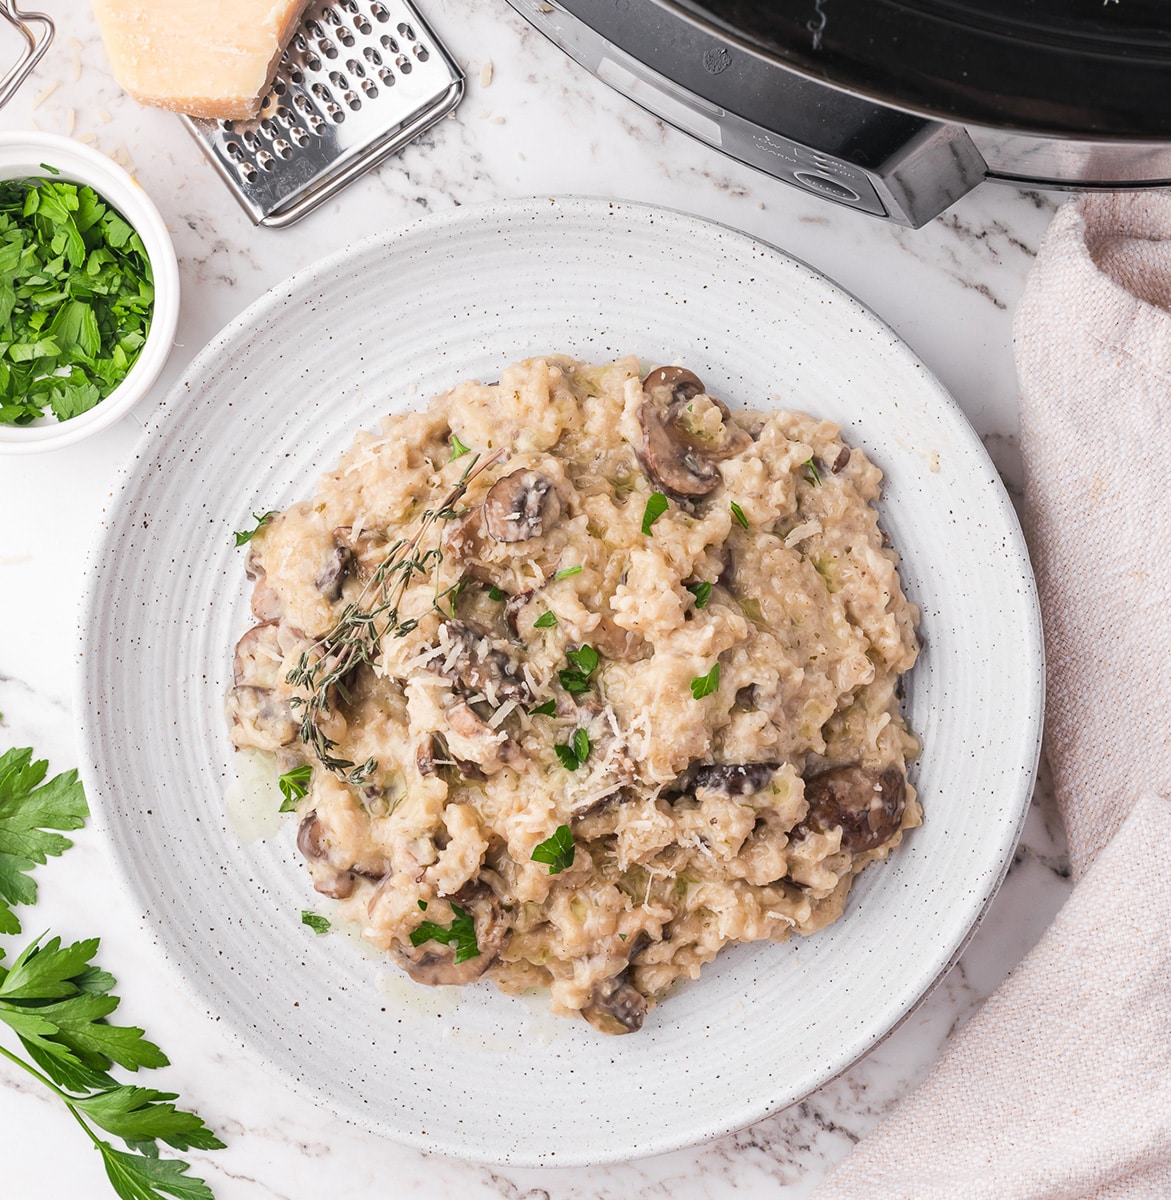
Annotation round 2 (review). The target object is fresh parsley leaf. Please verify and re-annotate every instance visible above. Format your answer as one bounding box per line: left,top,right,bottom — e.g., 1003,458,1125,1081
72,1084,225,1153
554,728,591,772
97,1145,218,1200
531,825,575,874
802,457,822,485
533,609,558,629
40,162,61,174
685,581,712,609
487,585,505,601
232,511,275,547
449,433,471,460
0,747,87,935
641,492,669,535
730,502,749,529
553,565,583,580
277,765,311,813
554,743,580,771
572,728,591,763
566,645,599,675
301,911,330,935
529,700,557,717
690,662,721,699
559,644,600,695
409,904,480,964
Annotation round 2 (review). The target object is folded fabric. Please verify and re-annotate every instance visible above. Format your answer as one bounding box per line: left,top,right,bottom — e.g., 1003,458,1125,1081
811,191,1171,1199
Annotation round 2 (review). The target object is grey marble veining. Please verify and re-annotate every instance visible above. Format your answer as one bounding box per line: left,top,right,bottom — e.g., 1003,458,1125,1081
0,1,1071,1196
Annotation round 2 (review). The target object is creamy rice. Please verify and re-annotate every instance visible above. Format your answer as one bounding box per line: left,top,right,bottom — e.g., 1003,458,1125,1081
227,355,920,1033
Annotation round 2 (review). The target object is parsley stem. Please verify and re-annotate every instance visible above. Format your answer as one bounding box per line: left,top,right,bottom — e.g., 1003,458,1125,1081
0,1042,103,1144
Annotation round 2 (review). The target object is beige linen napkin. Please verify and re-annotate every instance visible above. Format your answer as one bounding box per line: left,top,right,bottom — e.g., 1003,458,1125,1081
812,192,1171,1199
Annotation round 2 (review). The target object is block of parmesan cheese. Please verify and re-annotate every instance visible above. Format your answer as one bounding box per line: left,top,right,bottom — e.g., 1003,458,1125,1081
91,0,311,120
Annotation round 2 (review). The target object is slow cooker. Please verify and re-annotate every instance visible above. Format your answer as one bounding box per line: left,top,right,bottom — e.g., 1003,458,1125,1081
503,0,1171,225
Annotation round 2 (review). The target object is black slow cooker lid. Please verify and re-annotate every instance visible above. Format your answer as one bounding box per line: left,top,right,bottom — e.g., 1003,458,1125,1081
672,0,1171,138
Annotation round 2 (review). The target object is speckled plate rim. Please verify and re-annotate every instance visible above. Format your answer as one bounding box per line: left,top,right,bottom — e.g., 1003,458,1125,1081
77,196,1044,1167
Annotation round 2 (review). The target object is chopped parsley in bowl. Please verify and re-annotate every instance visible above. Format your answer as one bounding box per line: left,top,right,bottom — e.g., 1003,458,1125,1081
0,134,179,454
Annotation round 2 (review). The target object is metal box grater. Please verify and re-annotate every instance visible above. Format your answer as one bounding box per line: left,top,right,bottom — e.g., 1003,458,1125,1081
182,0,463,228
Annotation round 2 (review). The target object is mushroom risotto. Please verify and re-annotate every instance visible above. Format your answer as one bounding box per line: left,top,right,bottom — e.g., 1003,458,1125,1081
227,355,921,1034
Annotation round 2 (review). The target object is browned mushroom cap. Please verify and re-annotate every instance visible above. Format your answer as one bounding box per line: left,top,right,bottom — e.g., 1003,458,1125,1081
297,810,389,898
636,367,752,498
245,548,282,621
297,811,355,899
228,621,299,748
314,545,352,602
483,469,562,542
582,972,648,1035
334,526,389,584
429,620,532,704
503,588,535,638
677,762,778,796
396,884,507,986
803,765,907,853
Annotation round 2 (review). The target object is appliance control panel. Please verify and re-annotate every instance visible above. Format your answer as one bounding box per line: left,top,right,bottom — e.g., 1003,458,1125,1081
505,0,987,227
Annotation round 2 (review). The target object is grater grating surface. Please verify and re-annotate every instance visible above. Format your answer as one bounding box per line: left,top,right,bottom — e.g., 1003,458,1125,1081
182,0,462,228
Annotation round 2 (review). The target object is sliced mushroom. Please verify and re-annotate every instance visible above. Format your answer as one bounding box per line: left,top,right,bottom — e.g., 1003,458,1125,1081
571,786,634,823
314,545,353,602
428,620,532,705
831,446,851,474
445,699,521,775
636,367,752,498
297,810,389,898
483,469,561,542
334,526,389,584
227,621,299,749
397,883,506,986
676,762,778,797
802,765,906,853
245,549,282,621
582,972,647,1035
503,588,535,638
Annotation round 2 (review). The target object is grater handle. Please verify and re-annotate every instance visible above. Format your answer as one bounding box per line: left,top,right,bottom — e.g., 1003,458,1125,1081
0,0,54,109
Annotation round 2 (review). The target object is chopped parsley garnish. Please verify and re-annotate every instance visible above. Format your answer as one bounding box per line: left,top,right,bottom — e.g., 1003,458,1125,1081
233,510,275,547
277,764,311,813
554,727,591,772
690,662,721,699
641,492,669,535
0,177,155,426
301,911,330,935
410,903,480,964
449,432,471,460
530,699,557,716
685,580,712,609
573,727,591,762
487,585,505,601
559,644,600,694
554,564,583,580
802,457,822,485
531,825,575,874
533,609,558,629
730,502,749,529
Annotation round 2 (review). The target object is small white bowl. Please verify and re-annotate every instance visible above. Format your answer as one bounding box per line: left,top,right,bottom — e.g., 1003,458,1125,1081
0,133,180,454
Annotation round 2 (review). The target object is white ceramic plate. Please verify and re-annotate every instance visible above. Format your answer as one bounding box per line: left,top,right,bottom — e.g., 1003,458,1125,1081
79,198,1043,1167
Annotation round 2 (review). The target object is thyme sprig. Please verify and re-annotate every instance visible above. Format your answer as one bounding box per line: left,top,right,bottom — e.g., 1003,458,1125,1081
285,448,503,782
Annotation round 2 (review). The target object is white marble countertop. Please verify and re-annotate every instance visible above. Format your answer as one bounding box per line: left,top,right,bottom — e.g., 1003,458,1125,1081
0,2,1069,1196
